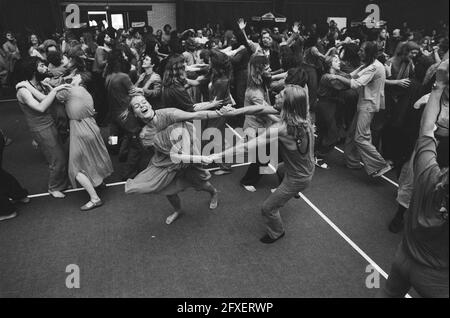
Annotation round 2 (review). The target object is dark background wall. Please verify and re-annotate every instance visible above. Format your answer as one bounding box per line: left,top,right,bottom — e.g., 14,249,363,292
180,0,449,31
0,0,62,37
1,0,449,37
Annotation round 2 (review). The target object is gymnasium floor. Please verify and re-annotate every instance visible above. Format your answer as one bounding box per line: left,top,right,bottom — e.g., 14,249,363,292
0,100,414,298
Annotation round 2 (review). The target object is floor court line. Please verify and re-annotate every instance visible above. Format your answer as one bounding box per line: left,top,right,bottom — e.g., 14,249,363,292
269,162,411,298
26,123,411,297
26,162,252,198
227,125,394,281
333,146,399,187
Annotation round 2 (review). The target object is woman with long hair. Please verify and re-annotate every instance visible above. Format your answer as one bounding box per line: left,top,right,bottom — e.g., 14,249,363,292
207,49,234,175
211,85,315,243
239,54,274,192
382,41,422,168
315,54,353,166
125,94,277,225
161,54,221,112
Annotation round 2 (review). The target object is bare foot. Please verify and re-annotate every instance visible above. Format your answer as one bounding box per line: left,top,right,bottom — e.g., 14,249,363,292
209,191,218,210
166,211,181,225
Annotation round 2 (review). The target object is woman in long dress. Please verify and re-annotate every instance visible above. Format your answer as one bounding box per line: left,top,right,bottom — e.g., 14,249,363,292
125,95,278,224
25,73,114,210
58,73,113,210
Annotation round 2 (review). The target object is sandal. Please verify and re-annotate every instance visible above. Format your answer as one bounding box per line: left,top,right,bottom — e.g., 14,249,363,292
80,199,103,211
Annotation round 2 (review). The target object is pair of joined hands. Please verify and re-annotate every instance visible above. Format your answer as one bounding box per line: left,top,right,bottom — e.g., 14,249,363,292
199,152,224,165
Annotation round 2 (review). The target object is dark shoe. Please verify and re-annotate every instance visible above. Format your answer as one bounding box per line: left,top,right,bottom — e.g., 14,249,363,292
388,217,404,234
11,196,30,204
260,232,285,244
371,164,393,178
0,211,18,222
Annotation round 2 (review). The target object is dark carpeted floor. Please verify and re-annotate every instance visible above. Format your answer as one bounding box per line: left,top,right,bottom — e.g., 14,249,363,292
0,100,409,298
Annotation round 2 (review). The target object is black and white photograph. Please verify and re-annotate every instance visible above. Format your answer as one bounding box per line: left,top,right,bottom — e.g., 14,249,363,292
0,0,448,303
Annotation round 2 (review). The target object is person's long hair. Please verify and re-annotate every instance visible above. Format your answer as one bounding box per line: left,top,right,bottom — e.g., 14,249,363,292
280,85,311,137
247,54,269,89
340,43,360,69
162,54,186,88
209,49,231,83
104,48,130,75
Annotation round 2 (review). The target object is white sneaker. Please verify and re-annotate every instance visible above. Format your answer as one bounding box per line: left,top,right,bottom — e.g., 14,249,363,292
242,184,256,192
271,188,277,193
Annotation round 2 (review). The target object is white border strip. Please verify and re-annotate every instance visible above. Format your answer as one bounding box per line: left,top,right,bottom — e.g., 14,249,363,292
333,146,399,187
27,163,252,198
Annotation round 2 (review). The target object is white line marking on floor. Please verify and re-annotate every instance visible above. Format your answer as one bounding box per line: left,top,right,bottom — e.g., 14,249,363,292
26,122,411,297
270,161,410,297
299,192,411,298
27,163,252,198
333,146,399,187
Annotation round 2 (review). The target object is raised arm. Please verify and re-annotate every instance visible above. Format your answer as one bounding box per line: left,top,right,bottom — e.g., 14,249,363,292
420,59,449,137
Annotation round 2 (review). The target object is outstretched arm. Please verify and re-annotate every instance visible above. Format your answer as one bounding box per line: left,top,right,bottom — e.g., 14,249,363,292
212,124,282,160
221,105,279,117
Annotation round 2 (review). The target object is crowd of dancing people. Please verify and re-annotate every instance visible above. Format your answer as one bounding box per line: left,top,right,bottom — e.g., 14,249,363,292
0,16,449,297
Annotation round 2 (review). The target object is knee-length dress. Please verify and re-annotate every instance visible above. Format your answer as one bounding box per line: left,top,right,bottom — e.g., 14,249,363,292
58,86,113,188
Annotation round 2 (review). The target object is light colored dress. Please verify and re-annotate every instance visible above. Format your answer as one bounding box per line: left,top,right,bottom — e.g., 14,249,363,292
57,86,113,188
125,108,210,195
